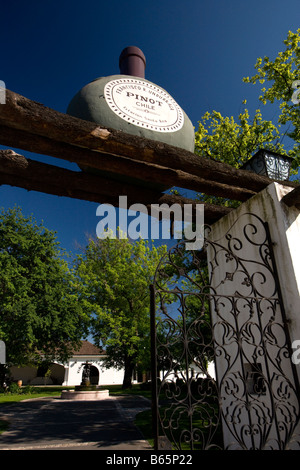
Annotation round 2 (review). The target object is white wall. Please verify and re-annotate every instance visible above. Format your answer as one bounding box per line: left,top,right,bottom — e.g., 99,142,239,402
206,183,300,450
63,356,124,386
159,361,216,382
9,357,125,387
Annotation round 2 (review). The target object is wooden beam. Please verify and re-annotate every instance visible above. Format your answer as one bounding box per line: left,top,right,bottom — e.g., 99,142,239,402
154,193,232,224
1,89,297,197
281,185,300,210
0,124,256,202
0,149,162,206
0,150,232,224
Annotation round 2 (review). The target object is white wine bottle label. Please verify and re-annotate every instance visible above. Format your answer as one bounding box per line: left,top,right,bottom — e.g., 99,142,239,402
104,78,184,133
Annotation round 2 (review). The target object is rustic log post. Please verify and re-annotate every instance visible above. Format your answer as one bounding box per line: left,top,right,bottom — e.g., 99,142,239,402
0,89,297,198
281,185,300,210
0,124,256,201
0,150,232,223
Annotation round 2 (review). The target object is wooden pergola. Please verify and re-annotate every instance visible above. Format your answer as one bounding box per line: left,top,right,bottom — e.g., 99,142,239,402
0,89,299,223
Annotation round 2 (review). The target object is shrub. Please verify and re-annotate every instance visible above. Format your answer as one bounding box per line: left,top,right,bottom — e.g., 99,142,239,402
8,382,22,394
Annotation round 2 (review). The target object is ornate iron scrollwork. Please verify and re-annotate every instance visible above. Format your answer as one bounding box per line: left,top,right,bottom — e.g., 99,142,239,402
150,214,300,450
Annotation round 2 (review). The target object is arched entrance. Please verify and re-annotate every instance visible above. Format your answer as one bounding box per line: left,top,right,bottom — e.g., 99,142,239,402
49,363,65,385
90,365,99,385
81,364,100,385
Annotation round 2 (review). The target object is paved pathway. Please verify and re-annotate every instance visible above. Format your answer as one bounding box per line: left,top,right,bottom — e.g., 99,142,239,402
0,395,152,450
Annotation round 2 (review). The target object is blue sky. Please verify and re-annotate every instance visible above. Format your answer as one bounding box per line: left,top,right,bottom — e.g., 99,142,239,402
0,0,299,254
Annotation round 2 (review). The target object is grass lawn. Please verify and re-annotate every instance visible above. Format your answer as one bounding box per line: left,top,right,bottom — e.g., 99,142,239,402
105,384,152,399
0,386,73,405
134,408,154,447
0,384,151,404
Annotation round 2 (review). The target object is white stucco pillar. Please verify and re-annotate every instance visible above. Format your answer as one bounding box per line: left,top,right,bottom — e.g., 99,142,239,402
62,364,69,386
206,182,300,450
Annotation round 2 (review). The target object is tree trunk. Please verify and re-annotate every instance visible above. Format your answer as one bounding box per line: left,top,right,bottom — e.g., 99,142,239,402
122,356,135,389
0,364,8,388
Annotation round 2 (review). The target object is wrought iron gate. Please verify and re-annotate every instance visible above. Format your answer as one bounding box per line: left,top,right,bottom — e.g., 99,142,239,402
150,214,300,450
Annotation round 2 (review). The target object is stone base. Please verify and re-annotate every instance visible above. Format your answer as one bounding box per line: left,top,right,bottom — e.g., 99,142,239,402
60,389,110,400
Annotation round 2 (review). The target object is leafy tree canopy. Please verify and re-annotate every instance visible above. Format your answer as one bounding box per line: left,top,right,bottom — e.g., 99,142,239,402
0,206,88,367
194,28,300,208
195,107,284,168
194,107,286,207
75,231,167,388
243,28,300,167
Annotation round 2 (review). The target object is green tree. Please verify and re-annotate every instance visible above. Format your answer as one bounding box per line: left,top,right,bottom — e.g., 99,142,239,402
195,106,284,168
194,106,287,207
0,207,87,373
76,231,166,389
194,29,300,208
243,28,300,168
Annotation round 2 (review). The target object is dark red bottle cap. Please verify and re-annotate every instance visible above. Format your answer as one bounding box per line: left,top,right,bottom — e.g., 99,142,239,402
119,46,146,78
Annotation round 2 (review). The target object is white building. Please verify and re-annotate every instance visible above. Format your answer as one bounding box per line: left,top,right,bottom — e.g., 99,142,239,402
9,341,125,386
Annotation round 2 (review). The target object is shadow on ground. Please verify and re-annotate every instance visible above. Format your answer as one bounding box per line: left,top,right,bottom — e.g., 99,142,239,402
0,395,152,450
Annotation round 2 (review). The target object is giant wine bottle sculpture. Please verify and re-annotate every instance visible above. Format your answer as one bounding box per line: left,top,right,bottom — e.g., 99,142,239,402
67,46,195,190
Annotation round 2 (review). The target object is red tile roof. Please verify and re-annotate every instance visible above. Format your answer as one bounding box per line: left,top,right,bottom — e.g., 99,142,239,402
73,340,105,356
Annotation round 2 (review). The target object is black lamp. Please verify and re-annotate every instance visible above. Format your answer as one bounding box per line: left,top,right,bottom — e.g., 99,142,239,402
241,149,293,181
